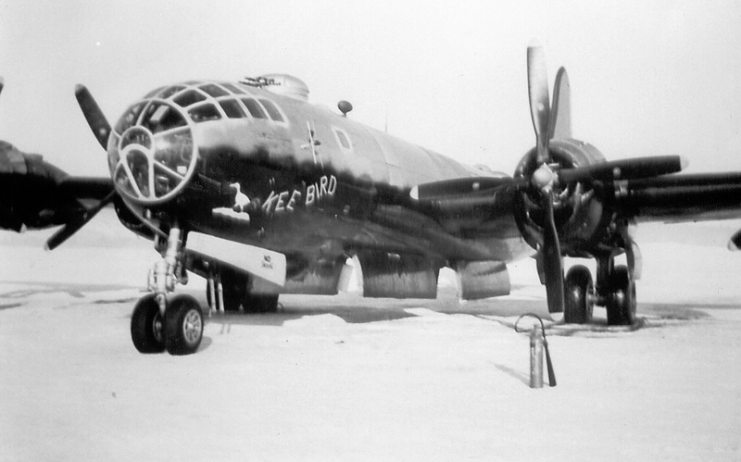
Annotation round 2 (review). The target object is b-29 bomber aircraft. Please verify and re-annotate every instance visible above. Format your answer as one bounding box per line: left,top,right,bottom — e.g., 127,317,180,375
3,46,741,355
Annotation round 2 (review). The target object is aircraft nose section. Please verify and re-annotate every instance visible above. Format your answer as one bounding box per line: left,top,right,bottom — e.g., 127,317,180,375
108,100,198,205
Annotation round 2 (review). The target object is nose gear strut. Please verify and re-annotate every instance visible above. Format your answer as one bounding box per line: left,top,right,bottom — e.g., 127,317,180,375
149,226,186,313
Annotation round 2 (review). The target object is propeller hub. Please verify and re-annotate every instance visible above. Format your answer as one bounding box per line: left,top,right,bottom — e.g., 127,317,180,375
532,163,556,192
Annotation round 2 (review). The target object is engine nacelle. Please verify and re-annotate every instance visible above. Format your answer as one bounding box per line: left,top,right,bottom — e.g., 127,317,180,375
356,251,439,299
513,139,619,257
0,141,89,231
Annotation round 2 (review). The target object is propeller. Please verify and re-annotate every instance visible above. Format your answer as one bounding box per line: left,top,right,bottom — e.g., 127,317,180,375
548,68,571,140
44,85,116,250
0,76,4,97
528,45,552,166
409,45,687,317
526,43,566,314
524,45,686,316
559,155,687,184
45,190,117,250
75,84,112,149
409,176,526,201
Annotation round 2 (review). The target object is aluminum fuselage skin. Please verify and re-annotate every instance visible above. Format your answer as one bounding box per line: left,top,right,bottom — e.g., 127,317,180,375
109,80,532,267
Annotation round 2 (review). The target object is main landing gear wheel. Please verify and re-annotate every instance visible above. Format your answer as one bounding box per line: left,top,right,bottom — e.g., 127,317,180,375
164,294,204,355
564,265,594,324
606,265,636,326
131,295,165,353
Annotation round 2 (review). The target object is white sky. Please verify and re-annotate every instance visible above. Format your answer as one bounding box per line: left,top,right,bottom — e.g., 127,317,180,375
0,0,739,176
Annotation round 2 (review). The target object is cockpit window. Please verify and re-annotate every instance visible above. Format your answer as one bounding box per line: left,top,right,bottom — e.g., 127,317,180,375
199,83,229,98
333,127,353,152
121,127,152,149
158,85,185,100
258,99,285,122
188,103,221,123
335,130,351,150
114,103,146,134
141,102,187,134
218,100,246,119
222,83,245,95
144,86,165,98
241,98,267,119
153,128,193,176
174,90,206,108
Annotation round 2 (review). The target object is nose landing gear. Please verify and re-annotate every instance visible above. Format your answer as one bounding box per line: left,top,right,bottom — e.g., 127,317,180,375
130,225,204,355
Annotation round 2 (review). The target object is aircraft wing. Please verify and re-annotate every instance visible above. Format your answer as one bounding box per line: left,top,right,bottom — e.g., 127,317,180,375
411,169,741,242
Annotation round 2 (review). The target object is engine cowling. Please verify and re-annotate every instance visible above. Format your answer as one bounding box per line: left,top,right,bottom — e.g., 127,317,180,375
0,141,88,231
513,138,617,257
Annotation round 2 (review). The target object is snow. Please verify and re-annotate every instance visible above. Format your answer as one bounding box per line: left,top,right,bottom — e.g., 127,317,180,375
1,215,741,461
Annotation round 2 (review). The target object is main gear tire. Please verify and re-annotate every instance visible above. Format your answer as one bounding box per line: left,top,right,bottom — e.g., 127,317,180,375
606,265,636,326
131,294,165,353
564,265,594,324
164,294,204,355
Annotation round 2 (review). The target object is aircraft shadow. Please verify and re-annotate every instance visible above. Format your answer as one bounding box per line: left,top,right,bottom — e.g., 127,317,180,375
0,281,729,335
199,289,546,328
200,292,720,333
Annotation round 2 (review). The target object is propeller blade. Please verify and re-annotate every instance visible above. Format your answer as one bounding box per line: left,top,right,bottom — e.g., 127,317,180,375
45,190,116,250
527,44,551,165
548,67,571,140
418,186,525,218
558,155,688,184
410,176,526,201
0,76,4,97
541,191,564,313
75,84,111,150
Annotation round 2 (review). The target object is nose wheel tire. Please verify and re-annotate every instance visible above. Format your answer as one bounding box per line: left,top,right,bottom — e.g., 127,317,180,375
164,294,204,355
564,265,594,324
131,294,165,353
606,265,636,326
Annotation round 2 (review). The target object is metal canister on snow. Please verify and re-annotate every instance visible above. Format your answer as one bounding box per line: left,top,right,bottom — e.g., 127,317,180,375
515,313,556,388
529,325,544,388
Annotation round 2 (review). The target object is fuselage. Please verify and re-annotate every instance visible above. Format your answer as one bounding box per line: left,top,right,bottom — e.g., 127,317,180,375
106,76,532,269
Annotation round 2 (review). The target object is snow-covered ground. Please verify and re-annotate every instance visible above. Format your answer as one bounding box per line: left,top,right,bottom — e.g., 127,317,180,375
1,212,741,461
